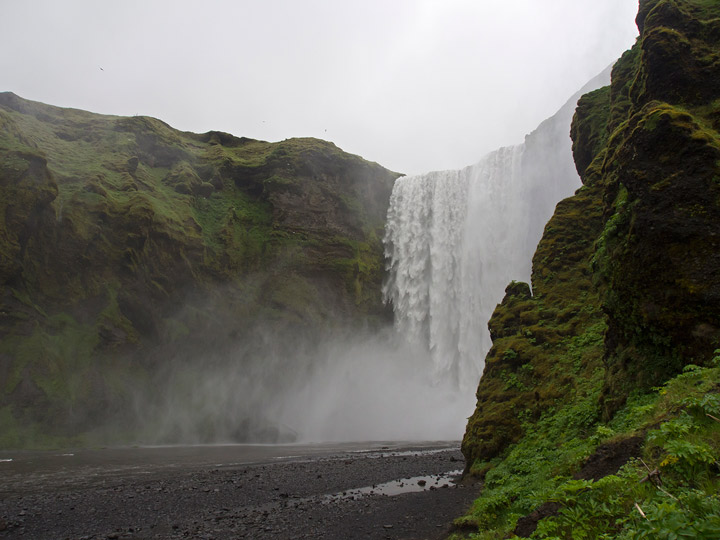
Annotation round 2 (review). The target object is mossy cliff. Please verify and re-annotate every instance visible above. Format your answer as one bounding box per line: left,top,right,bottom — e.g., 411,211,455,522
458,0,720,537
0,93,400,447
595,0,720,416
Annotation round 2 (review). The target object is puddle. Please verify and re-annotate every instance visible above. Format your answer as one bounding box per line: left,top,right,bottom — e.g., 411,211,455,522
266,469,464,513
325,469,463,501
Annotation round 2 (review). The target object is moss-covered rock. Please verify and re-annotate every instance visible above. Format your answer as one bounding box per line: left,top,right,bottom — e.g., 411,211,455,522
0,151,58,288
633,0,720,106
571,87,611,178
462,178,608,468
593,0,720,416
0,92,400,446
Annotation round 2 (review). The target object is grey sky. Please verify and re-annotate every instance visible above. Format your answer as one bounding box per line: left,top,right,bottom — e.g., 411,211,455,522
2,0,638,175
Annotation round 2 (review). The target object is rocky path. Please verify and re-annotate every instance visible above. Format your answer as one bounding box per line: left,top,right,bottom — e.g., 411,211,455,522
0,443,478,539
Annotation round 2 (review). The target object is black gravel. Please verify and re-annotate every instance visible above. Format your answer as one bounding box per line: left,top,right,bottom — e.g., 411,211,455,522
0,443,479,539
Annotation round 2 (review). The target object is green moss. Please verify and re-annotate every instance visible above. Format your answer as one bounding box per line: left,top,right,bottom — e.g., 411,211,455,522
0,314,97,397
191,186,273,268
463,178,608,465
607,41,642,134
571,86,612,177
0,405,88,449
595,98,720,415
97,283,139,346
265,273,324,325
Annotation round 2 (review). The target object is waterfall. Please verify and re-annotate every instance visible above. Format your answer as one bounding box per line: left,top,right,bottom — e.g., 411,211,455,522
383,145,528,390
273,70,613,442
383,69,611,391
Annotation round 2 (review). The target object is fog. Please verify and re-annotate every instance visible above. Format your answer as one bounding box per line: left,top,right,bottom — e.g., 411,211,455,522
134,329,473,444
1,0,638,174
279,336,471,441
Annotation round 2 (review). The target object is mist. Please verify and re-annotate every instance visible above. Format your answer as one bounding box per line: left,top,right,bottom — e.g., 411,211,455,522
279,333,471,441
132,327,473,445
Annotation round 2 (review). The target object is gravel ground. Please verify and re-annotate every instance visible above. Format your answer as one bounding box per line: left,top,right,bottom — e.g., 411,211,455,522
0,443,479,540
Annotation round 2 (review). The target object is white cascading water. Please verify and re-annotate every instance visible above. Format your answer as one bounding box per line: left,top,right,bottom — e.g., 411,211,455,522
383,146,526,390
383,68,611,393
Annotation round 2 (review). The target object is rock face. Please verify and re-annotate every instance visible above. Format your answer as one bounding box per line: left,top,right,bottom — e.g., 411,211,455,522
463,0,720,468
0,94,400,446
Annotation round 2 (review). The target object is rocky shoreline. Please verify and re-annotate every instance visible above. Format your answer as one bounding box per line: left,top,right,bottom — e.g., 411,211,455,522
0,443,478,539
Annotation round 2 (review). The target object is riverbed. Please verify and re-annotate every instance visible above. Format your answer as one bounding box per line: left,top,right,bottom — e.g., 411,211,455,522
0,441,478,539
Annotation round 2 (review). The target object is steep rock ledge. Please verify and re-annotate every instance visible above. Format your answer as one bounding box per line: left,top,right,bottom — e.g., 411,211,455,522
595,0,720,415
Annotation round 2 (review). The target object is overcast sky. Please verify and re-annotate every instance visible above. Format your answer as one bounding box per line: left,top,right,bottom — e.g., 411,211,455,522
2,0,638,175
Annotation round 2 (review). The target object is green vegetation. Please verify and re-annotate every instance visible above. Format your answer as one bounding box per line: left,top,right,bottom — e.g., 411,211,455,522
571,86,611,177
459,0,720,537
453,357,720,539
